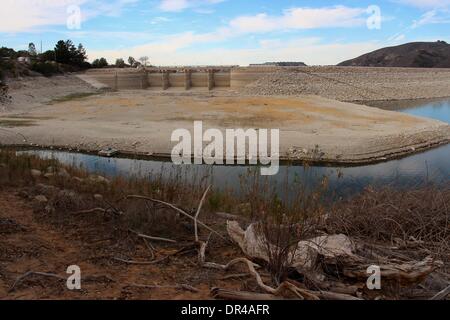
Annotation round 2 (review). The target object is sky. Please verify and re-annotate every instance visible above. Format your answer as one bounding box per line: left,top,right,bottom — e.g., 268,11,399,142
1,0,450,66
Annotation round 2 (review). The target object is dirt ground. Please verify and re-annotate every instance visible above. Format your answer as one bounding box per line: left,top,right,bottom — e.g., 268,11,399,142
0,189,243,300
1,87,449,164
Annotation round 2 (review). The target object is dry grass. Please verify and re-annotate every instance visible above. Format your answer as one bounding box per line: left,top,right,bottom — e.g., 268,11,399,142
0,149,448,298
325,185,450,272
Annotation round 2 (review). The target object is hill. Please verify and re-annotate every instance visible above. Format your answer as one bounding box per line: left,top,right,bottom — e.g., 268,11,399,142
338,41,450,68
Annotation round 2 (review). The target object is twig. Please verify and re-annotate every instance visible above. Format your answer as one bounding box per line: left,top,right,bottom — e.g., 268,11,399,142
430,284,450,300
125,283,199,293
125,195,225,241
9,271,66,292
128,229,176,243
73,208,107,215
113,256,169,265
220,273,252,280
215,212,247,221
142,238,155,260
195,185,211,242
211,288,284,300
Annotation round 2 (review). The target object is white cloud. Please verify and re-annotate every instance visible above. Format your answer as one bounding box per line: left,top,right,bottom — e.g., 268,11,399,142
158,0,224,12
88,35,380,66
396,0,450,9
0,0,138,33
87,5,378,66
412,9,450,28
229,6,367,33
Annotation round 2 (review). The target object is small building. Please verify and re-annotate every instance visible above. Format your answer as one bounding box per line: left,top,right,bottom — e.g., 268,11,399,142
17,56,31,64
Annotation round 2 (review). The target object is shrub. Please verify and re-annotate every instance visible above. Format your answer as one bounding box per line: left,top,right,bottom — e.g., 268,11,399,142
31,62,60,76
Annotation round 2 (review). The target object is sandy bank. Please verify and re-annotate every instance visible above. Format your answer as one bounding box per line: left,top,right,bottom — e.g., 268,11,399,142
1,90,449,165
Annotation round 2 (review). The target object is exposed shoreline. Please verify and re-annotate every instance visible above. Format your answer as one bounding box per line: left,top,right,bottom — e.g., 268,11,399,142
0,72,449,166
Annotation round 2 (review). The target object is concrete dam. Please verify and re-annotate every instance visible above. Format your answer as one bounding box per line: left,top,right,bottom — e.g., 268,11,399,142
81,67,283,90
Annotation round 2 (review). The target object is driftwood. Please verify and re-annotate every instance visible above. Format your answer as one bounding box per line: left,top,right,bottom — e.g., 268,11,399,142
429,284,450,300
125,283,199,293
342,256,443,285
227,221,442,286
215,212,248,221
211,288,285,300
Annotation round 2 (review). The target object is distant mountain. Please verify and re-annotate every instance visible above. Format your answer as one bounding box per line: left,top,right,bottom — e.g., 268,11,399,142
338,41,450,68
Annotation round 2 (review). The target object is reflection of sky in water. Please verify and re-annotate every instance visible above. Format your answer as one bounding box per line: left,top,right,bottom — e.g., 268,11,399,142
19,99,450,198
400,99,450,124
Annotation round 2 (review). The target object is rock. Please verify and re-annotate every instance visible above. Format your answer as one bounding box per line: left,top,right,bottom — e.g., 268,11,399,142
30,169,42,178
44,173,55,179
35,183,59,197
33,195,48,211
88,175,110,185
57,168,70,179
46,166,55,173
71,177,84,184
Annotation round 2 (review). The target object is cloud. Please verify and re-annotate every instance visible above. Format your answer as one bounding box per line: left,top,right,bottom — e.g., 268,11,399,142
87,5,377,65
395,0,450,9
150,16,172,25
88,35,380,66
0,0,138,33
158,0,224,12
229,6,367,33
412,9,450,28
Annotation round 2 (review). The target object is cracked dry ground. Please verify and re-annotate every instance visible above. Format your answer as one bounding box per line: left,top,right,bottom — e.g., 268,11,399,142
0,189,239,300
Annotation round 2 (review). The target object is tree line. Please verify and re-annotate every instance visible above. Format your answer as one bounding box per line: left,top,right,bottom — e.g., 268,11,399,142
1,39,151,77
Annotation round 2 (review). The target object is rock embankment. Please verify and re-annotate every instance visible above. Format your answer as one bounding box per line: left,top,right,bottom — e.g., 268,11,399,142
242,66,450,102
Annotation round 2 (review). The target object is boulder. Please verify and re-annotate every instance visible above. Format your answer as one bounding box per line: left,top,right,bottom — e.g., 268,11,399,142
30,169,42,178
32,195,48,211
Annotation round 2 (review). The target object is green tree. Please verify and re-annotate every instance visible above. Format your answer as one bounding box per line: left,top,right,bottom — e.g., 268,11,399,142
115,58,126,68
54,40,88,68
40,50,56,62
92,57,108,68
28,43,37,56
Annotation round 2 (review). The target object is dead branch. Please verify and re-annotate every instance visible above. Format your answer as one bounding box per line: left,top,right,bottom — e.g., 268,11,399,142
313,290,362,300
128,229,176,243
125,283,199,293
220,273,252,280
430,284,450,300
9,271,66,292
113,256,169,265
125,195,226,241
211,288,285,300
142,238,155,260
73,208,107,215
215,212,247,221
195,185,210,242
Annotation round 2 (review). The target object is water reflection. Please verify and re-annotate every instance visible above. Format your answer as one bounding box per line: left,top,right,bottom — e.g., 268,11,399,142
18,99,450,198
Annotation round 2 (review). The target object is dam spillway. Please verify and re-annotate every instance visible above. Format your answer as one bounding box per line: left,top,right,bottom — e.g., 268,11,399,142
81,66,288,91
